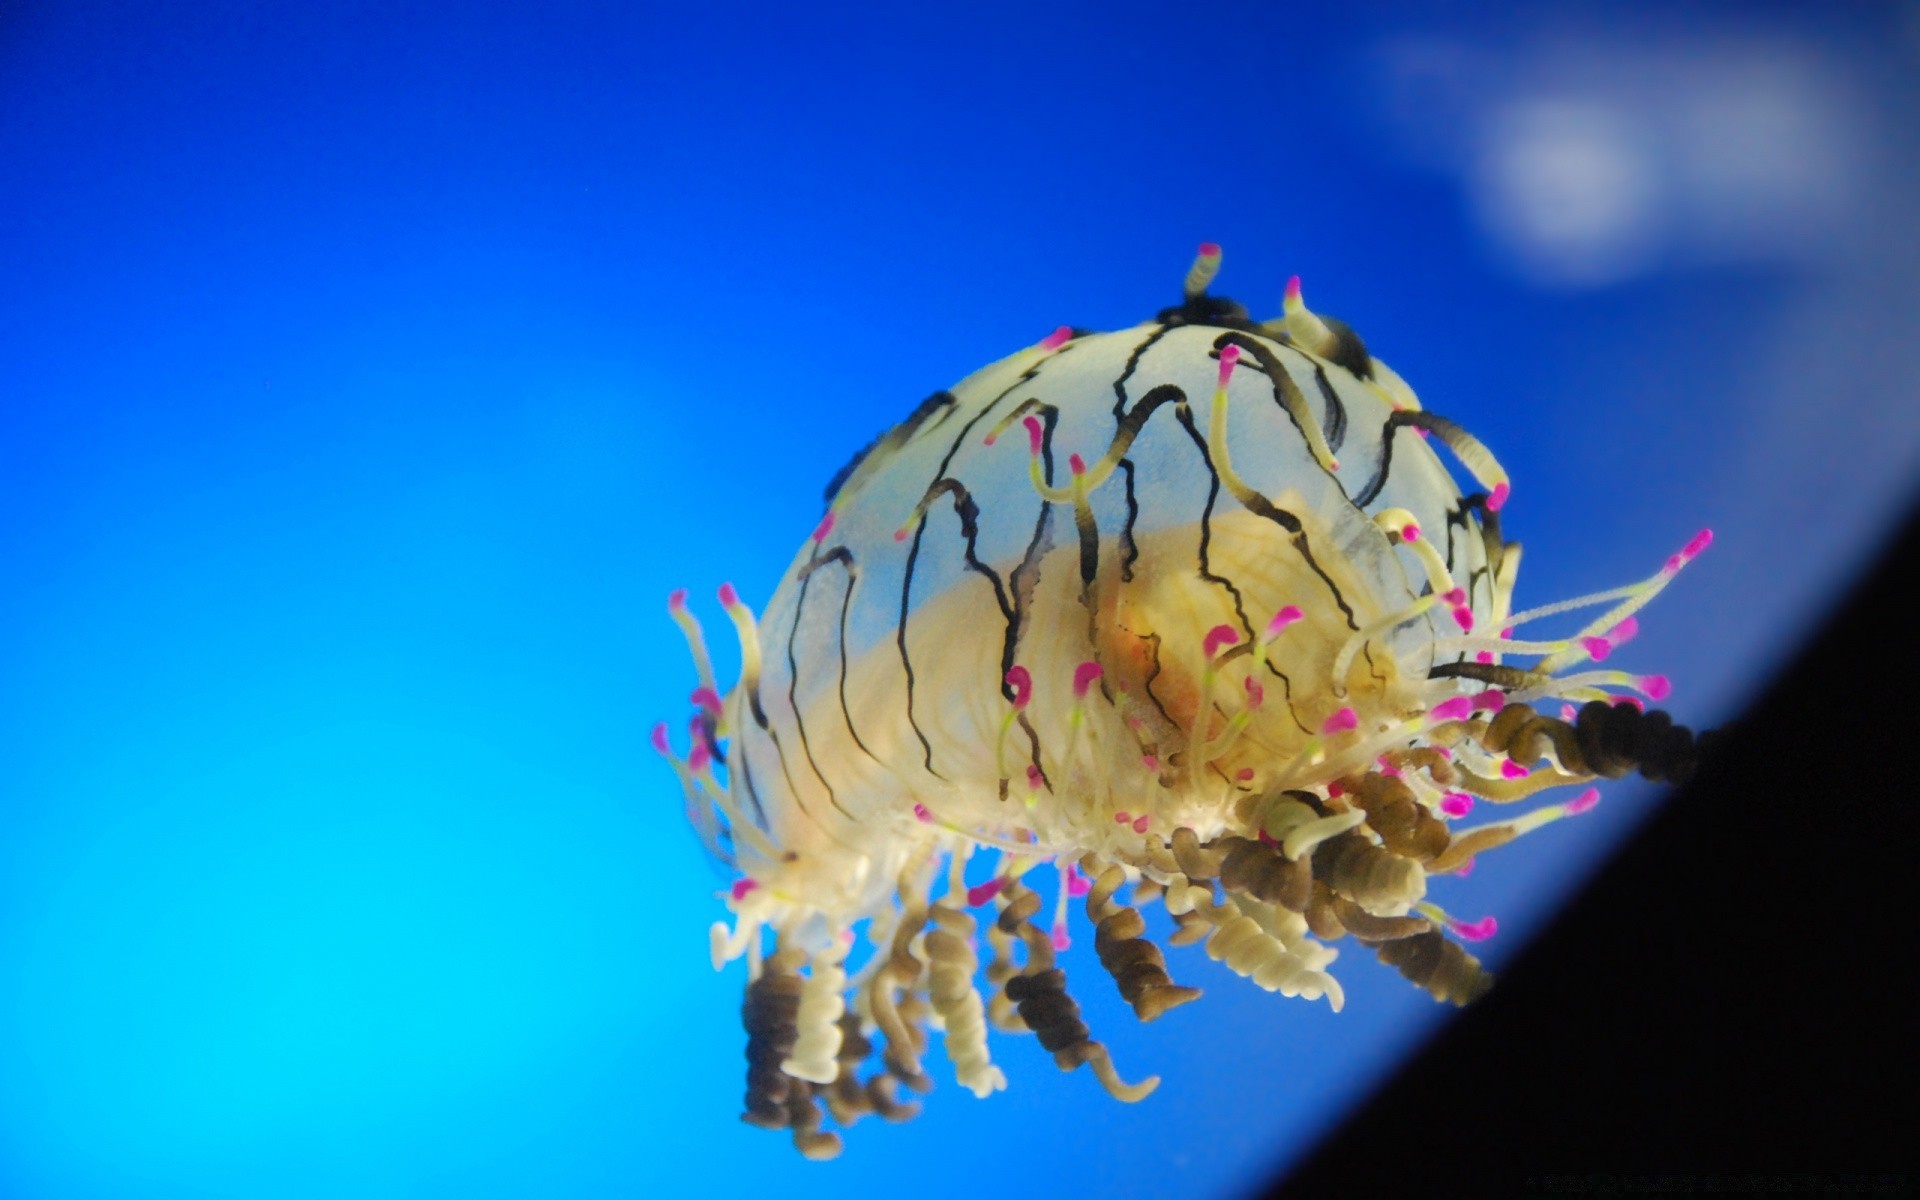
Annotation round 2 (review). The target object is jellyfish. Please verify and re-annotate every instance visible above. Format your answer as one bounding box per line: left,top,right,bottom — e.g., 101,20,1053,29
652,244,1713,1159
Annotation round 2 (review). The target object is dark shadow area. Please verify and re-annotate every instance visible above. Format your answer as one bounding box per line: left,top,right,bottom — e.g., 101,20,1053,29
1272,501,1920,1198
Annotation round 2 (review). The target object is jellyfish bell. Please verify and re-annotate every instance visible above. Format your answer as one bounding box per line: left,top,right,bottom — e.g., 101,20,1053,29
652,245,1712,1158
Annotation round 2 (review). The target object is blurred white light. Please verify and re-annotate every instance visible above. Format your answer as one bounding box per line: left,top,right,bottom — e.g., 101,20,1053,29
1471,99,1661,286
1372,32,1877,288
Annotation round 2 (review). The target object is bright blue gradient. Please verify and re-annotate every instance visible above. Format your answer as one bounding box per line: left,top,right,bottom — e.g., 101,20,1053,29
3,4,1916,1198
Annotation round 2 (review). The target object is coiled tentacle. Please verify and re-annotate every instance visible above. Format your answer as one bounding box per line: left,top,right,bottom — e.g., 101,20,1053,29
997,879,1158,1101
1369,928,1492,1006
782,937,849,1084
924,902,1007,1098
1082,858,1202,1021
742,948,843,1159
1314,830,1427,915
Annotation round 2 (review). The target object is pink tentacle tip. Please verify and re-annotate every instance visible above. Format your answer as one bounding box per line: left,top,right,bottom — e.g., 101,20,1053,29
1216,343,1241,386
690,686,724,716
1428,696,1473,722
1244,678,1265,708
1236,767,1256,782
1487,482,1511,512
1005,665,1033,709
1413,426,1432,440
1561,703,1580,722
1639,675,1672,701
1473,689,1506,712
1023,414,1045,456
1051,922,1071,952
1579,635,1613,662
1452,606,1475,633
1681,528,1714,561
649,722,672,756
1400,522,1421,543
1440,793,1474,818
717,582,740,609
912,803,933,823
1198,241,1222,258
1039,325,1073,352
1614,695,1646,712
1068,452,1087,477
1266,606,1304,638
893,526,911,542
1066,864,1092,897
967,878,1006,907
1326,782,1345,799
729,878,759,901
1609,616,1640,643
1476,651,1495,664
811,512,836,543
1452,916,1498,942
687,742,712,773
1131,814,1151,833
667,588,688,612
1141,754,1160,772
1072,661,1104,697
1442,587,1465,606
1284,274,1303,304
1454,857,1476,877
1114,811,1131,825
1500,758,1531,780
1025,764,1044,790
1321,707,1358,735
1203,624,1240,658
1566,787,1602,816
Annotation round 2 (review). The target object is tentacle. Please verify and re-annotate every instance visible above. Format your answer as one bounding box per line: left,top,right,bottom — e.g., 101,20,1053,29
1083,858,1202,1021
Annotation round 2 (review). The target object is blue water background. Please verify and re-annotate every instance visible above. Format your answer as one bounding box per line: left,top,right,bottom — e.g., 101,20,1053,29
3,3,1917,1197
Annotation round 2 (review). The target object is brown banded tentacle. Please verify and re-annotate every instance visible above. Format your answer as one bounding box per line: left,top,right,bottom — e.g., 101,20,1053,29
741,948,807,1132
1572,700,1713,785
1450,699,1712,787
1081,857,1202,1021
1368,928,1493,1006
1304,880,1346,941
1167,904,1212,947
864,901,934,1092
996,878,1158,1102
822,1014,876,1127
1426,660,1541,691
862,1072,922,1123
1313,830,1426,915
1214,835,1313,913
982,902,1028,1034
1481,702,1592,775
1168,825,1228,881
1343,772,1450,862
1332,895,1433,941
784,1079,842,1161
1385,745,1457,784
887,991,935,1095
